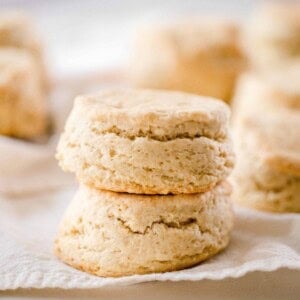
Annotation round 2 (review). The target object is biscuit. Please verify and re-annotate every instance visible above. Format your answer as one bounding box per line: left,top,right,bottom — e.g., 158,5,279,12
56,89,234,194
232,112,300,213
232,71,300,123
54,182,233,277
244,3,300,69
129,19,246,102
0,11,49,90
0,48,47,139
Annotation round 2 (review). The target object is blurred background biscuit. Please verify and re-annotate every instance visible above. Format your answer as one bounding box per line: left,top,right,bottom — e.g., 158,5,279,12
232,68,300,123
129,18,246,102
0,11,49,91
0,48,48,139
244,2,300,70
232,112,300,213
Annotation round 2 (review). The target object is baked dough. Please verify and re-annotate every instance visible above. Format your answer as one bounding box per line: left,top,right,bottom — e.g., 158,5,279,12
56,89,234,194
54,182,234,277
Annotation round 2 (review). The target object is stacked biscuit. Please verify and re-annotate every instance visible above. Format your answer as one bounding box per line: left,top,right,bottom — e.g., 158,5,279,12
232,3,300,213
55,89,234,277
129,18,246,103
0,12,48,139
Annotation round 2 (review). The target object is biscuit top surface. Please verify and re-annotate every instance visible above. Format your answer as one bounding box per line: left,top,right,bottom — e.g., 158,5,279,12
67,89,230,140
78,89,227,113
243,112,300,175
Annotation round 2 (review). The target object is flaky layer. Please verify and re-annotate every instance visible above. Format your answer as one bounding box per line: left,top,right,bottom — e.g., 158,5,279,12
57,126,234,194
54,182,233,277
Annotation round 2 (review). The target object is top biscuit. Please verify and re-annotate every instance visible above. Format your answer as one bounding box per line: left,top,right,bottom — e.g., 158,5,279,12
57,89,233,194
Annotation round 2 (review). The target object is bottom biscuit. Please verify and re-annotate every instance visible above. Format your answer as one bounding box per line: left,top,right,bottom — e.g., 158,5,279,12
54,182,233,277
